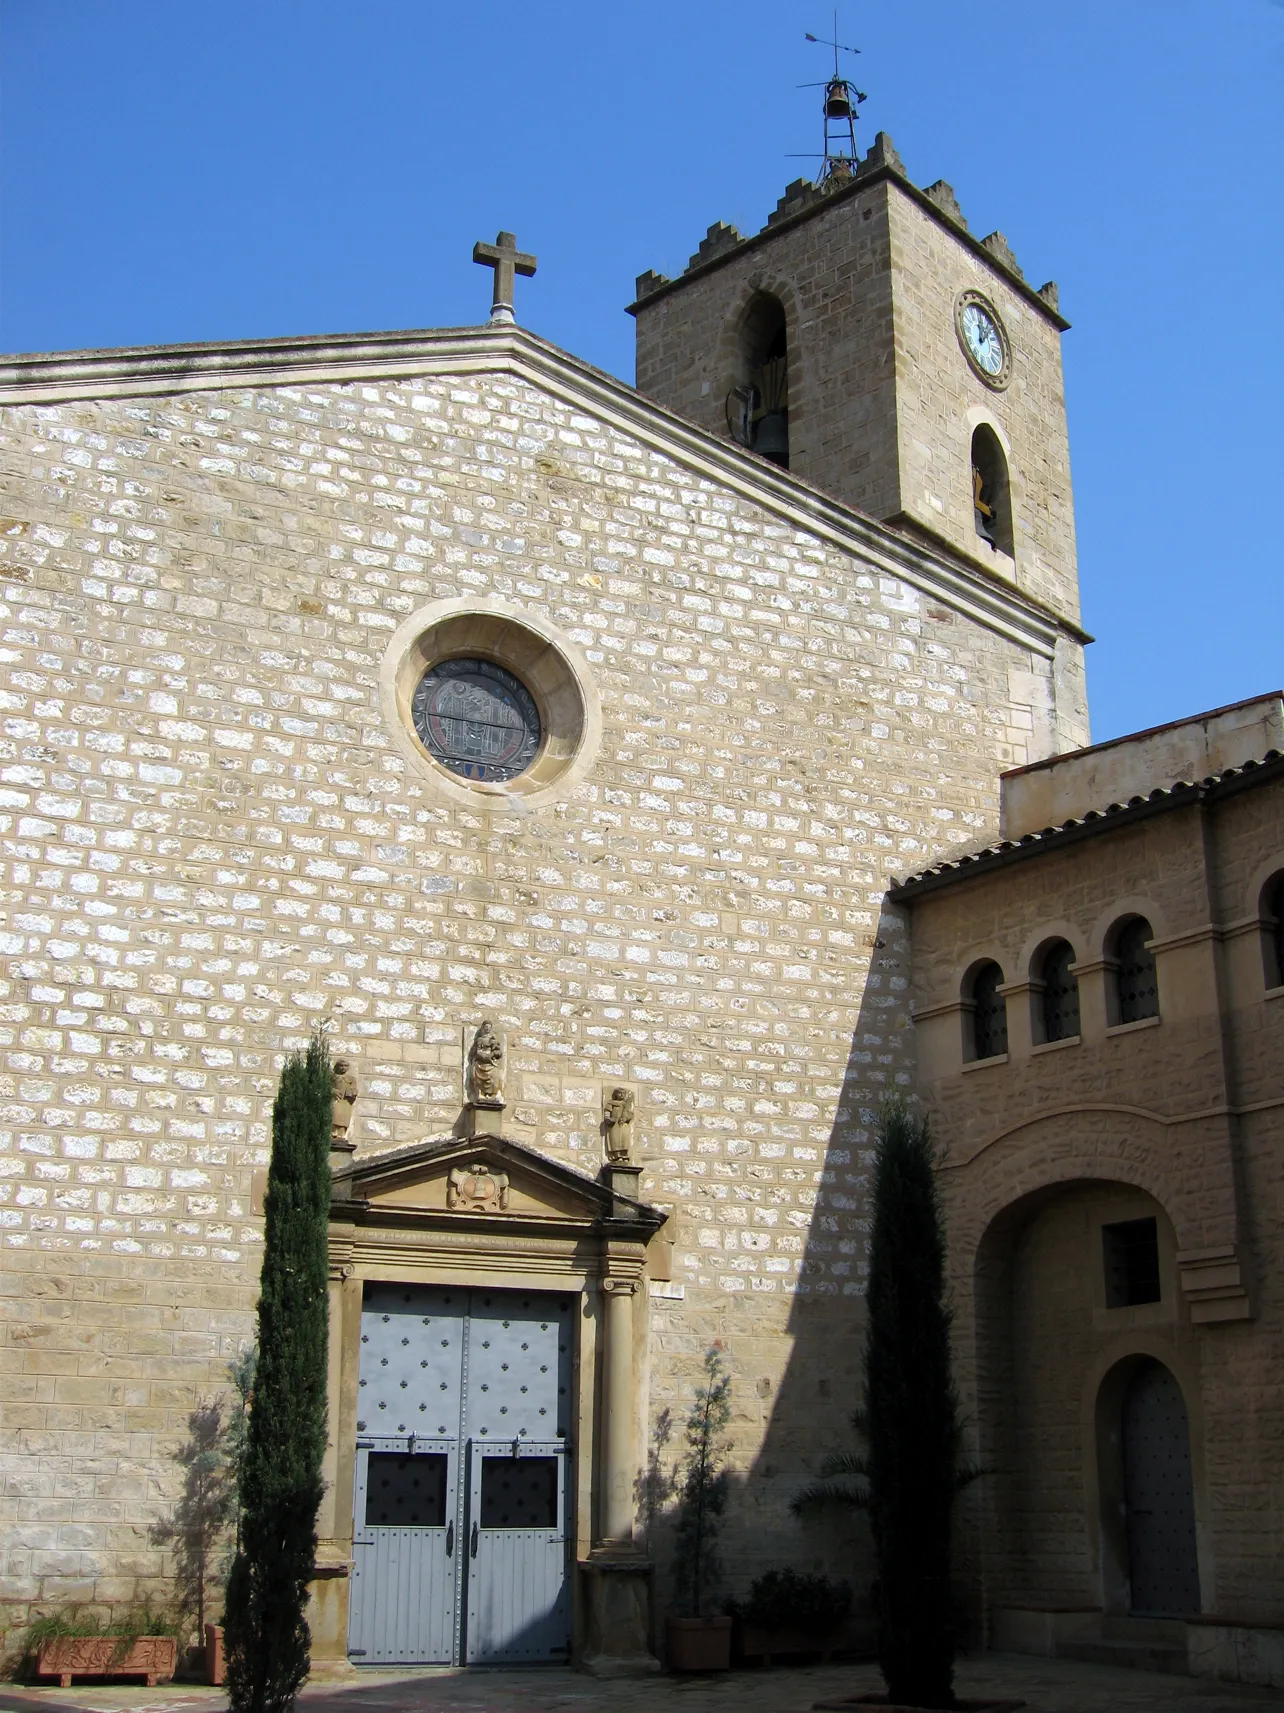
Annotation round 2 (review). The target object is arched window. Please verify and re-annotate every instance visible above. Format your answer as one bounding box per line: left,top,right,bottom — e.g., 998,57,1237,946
1038,938,1080,1043
1112,917,1158,1024
971,425,1013,556
726,293,789,469
968,960,1008,1060
1261,873,1284,989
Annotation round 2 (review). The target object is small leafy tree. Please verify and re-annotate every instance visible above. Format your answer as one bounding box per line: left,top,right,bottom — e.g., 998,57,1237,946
671,1347,732,1618
224,1032,332,1713
151,1398,236,1642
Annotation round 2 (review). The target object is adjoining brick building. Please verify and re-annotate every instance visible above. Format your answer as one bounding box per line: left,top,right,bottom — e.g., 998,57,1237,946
0,113,1274,1687
891,696,1284,1687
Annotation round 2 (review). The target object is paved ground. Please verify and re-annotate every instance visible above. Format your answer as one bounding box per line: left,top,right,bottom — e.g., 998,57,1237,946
2,1654,1281,1713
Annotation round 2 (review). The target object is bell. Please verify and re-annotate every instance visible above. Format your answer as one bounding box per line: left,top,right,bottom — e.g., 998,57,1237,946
824,78,852,120
753,411,789,469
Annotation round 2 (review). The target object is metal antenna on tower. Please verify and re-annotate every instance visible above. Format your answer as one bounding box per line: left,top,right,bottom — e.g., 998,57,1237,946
797,11,868,185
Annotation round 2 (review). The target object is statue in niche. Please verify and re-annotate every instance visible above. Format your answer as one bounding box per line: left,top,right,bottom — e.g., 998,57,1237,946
331,1058,358,1147
467,1020,506,1106
447,1162,509,1213
602,1085,636,1163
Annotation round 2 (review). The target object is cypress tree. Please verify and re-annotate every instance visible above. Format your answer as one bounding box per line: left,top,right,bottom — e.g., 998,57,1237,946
224,1032,331,1713
864,1096,960,1710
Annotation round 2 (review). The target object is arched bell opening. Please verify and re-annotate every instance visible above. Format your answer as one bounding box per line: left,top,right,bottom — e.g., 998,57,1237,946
726,292,790,469
971,424,1013,556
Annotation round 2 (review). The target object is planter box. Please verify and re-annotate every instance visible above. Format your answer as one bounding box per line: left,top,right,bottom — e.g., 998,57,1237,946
740,1621,846,1665
665,1613,732,1672
204,1623,225,1686
37,1636,178,1688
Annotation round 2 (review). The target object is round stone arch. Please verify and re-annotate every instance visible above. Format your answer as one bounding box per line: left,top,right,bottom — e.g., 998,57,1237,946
714,275,805,433
962,404,1019,565
941,1105,1225,1276
1087,1343,1211,1616
1016,920,1083,982
1244,851,1284,920
379,596,603,812
1085,894,1169,962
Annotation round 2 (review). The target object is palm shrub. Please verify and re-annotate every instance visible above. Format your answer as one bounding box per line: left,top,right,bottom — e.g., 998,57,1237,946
224,1032,332,1713
671,1347,732,1618
793,1097,972,1710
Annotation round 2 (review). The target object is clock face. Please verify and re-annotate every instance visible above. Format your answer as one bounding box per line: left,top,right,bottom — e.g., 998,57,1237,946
963,303,1003,374
955,292,1011,387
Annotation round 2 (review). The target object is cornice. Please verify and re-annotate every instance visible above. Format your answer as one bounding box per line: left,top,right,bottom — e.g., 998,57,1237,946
891,752,1284,901
0,323,1073,657
625,165,1070,332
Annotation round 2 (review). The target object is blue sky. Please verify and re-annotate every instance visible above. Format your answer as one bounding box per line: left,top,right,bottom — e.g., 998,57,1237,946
1,1,1280,744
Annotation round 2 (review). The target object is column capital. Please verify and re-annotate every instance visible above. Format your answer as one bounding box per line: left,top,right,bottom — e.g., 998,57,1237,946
601,1236,647,1286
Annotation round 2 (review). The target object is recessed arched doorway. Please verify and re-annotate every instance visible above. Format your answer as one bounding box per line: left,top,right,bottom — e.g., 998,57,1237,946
1118,1358,1201,1616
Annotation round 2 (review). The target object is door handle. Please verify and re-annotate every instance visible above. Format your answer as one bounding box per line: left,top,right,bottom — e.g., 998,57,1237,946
470,1520,479,1558
446,1520,454,1557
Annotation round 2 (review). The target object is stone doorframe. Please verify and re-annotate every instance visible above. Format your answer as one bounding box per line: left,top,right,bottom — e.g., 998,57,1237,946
306,1133,667,1678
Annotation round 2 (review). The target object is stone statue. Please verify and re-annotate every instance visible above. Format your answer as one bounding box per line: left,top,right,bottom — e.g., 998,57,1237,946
602,1085,636,1163
331,1057,358,1147
467,1020,506,1106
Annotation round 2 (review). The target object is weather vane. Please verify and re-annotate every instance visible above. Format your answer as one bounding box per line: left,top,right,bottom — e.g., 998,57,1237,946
793,11,868,185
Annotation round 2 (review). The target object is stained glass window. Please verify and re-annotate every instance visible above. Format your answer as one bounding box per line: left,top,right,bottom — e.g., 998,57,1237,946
412,658,540,783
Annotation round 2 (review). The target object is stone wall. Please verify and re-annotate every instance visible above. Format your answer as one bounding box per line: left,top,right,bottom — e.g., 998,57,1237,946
0,329,1078,1650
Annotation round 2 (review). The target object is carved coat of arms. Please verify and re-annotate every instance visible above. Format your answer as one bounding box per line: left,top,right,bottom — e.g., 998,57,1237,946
446,1161,510,1212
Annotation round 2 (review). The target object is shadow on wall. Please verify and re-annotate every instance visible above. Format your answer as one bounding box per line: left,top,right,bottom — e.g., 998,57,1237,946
653,901,914,1618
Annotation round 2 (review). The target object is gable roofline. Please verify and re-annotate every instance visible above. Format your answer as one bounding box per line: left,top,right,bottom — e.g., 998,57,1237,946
0,322,1083,655
889,749,1284,904
331,1131,665,1233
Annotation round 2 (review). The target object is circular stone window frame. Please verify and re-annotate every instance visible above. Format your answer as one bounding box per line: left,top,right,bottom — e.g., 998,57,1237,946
954,289,1013,391
380,597,602,810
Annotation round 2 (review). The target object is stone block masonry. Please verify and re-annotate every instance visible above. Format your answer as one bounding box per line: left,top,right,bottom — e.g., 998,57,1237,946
0,327,1082,1646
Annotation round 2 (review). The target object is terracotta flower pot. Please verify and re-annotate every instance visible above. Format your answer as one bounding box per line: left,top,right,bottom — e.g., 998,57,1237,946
204,1623,225,1686
665,1613,732,1671
37,1636,177,1688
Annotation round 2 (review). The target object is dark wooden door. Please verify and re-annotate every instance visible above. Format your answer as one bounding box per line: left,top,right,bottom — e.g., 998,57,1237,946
1122,1360,1200,1615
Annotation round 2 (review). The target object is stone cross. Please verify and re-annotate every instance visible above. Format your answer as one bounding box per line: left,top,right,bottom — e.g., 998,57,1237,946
472,230,538,326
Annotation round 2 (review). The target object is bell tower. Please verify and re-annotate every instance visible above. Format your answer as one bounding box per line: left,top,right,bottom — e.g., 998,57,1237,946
628,123,1081,629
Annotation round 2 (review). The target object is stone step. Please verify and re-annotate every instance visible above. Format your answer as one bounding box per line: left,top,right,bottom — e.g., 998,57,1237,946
1059,1637,1188,1674
1101,1614,1186,1645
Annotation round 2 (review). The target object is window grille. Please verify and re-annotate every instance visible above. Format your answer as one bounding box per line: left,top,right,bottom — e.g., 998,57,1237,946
1102,1217,1161,1308
971,962,1008,1060
1040,940,1080,1042
1115,918,1158,1023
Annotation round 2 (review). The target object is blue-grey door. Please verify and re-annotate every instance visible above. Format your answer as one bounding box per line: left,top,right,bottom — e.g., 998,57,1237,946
349,1438,459,1663
348,1284,574,1666
465,1442,571,1663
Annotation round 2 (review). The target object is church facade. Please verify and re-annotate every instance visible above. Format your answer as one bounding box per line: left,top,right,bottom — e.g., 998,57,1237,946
3,125,1269,1683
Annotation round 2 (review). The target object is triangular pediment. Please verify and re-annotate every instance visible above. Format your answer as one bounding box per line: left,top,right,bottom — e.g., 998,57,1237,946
331,1133,660,1233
